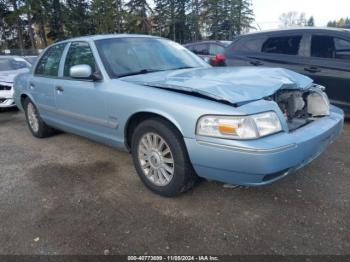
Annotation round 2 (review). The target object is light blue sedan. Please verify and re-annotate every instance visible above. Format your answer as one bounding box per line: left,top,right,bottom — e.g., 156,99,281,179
14,35,344,196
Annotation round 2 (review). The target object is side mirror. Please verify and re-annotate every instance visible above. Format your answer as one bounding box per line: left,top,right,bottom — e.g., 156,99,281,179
70,64,92,79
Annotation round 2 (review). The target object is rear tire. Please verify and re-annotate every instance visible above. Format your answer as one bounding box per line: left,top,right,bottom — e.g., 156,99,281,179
24,98,55,138
131,118,198,197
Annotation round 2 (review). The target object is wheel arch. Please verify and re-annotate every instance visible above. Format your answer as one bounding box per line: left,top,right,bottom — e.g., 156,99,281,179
124,111,184,151
20,93,37,110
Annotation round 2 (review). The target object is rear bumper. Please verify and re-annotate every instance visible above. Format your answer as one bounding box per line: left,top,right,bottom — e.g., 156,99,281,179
184,106,344,186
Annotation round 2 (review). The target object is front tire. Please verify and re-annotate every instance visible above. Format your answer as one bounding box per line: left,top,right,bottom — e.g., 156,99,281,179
131,118,198,197
24,98,54,138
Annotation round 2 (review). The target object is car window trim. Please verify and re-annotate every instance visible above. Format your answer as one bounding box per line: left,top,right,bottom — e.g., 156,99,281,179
307,33,350,62
34,42,67,77
193,43,209,55
261,34,303,56
60,41,103,82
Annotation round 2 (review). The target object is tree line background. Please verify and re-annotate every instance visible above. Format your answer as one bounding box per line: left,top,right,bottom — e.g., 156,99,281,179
0,0,349,53
0,0,254,52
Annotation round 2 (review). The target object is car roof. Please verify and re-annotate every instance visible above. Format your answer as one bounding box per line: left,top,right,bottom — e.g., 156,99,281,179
238,27,350,38
184,40,231,46
55,34,161,44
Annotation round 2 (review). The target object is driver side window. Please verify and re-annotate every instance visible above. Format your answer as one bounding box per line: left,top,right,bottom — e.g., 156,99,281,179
64,42,96,77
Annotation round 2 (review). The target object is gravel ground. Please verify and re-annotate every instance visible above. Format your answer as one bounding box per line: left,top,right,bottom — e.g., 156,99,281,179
0,109,349,255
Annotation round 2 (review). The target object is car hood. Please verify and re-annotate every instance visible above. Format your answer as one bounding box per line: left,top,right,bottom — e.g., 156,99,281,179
120,67,314,104
0,68,29,83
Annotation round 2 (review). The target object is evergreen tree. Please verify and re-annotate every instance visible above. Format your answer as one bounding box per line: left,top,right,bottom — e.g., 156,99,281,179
188,0,202,42
153,0,169,37
307,16,315,26
46,0,65,42
91,0,122,33
126,0,152,33
234,0,254,35
65,0,92,37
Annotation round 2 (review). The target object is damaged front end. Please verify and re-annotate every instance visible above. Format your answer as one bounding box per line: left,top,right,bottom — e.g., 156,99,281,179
270,85,330,131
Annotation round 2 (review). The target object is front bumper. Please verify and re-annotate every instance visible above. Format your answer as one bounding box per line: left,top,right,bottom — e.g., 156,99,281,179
0,98,16,108
184,106,344,186
0,84,16,108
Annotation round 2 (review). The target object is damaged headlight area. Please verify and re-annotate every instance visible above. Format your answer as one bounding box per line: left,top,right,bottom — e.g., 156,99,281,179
272,85,330,131
196,112,282,140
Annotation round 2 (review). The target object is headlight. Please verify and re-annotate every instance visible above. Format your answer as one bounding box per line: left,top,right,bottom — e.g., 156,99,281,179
196,112,282,139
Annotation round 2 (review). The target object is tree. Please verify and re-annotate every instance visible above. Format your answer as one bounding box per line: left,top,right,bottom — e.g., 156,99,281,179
327,17,350,28
202,0,223,39
126,0,152,34
234,0,254,35
153,0,192,42
327,20,337,28
337,18,345,28
188,0,202,42
153,0,169,37
46,0,65,42
91,0,125,34
307,16,314,26
279,11,307,27
65,0,92,37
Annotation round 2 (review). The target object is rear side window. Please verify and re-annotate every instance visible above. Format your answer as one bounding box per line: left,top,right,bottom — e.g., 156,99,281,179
262,36,302,55
335,38,350,60
191,44,209,55
209,44,224,55
64,42,96,77
230,37,265,53
35,43,66,76
311,35,350,60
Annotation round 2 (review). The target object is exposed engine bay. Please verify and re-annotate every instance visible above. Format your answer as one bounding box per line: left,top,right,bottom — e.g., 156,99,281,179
270,86,330,131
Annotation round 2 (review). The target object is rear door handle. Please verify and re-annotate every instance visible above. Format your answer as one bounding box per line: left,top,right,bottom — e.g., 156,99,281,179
250,60,264,66
55,86,64,93
304,67,321,73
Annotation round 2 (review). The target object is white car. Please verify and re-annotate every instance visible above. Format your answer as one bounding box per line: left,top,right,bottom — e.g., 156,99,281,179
0,56,31,108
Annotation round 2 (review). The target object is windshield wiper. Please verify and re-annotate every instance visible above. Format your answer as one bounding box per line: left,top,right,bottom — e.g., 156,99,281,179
169,66,197,70
117,69,164,78
117,66,197,78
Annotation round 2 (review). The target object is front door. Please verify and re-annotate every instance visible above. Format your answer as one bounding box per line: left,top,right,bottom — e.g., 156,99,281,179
54,41,113,140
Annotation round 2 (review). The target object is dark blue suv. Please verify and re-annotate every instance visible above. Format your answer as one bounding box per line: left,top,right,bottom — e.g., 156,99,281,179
211,28,350,117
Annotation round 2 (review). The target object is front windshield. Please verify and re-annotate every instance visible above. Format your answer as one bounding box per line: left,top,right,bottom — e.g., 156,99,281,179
0,57,30,71
95,37,209,78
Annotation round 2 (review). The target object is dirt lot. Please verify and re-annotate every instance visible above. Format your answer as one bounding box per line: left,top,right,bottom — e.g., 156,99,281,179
0,109,349,255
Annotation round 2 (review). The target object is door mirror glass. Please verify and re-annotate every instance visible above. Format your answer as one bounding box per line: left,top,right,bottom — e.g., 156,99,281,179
70,64,92,79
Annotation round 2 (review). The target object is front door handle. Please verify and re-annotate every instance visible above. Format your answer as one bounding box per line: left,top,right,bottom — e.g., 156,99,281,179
55,86,64,93
304,67,321,73
250,60,264,66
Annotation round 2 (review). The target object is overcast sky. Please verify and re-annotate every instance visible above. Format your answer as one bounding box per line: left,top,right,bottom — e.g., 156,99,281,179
252,0,349,30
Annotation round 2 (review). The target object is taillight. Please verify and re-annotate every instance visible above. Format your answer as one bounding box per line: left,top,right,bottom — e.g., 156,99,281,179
211,53,226,66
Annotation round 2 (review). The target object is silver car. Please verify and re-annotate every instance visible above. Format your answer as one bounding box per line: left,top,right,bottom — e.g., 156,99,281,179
0,56,31,108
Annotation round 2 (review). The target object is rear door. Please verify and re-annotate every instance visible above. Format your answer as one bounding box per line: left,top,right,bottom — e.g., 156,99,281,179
31,43,67,118
302,34,350,113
